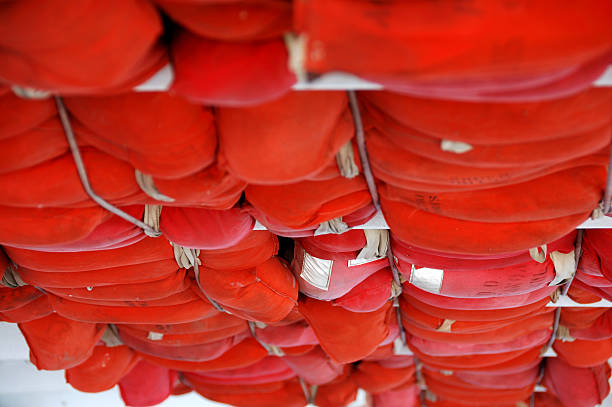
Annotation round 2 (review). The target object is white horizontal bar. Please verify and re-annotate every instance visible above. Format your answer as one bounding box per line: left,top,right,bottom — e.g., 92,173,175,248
542,348,558,358
292,72,382,91
255,211,612,233
133,65,174,92
547,295,612,307
135,65,612,92
594,66,612,86
578,216,612,229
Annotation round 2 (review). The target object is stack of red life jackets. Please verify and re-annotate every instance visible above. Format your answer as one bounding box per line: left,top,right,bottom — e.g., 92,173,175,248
0,2,612,407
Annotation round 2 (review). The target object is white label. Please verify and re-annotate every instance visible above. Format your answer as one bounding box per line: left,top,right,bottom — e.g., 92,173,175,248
393,337,413,355
300,252,333,291
410,265,444,294
348,256,383,268
147,331,164,341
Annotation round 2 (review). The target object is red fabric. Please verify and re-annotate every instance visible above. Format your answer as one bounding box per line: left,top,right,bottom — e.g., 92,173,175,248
46,270,189,302
118,322,247,347
17,259,179,288
218,91,352,183
245,169,372,230
392,231,576,271
18,313,105,370
296,1,612,100
48,292,217,325
282,346,343,385
149,162,246,209
252,203,377,238
0,285,42,312
544,358,611,407
66,344,138,393
196,378,305,407
351,361,415,394
198,257,298,323
450,367,539,390
137,338,268,372
198,230,278,271
412,346,542,372
0,148,140,209
368,125,608,194
568,310,612,341
0,118,67,175
119,360,177,407
402,284,557,311
567,281,603,304
379,167,605,222
362,89,612,146
292,240,388,301
157,0,292,41
299,297,391,363
0,90,56,140
121,312,247,335
0,0,166,93
255,322,318,348
373,383,420,407
65,92,216,179
171,31,295,106
0,294,53,323
400,299,552,335
554,338,612,368
584,229,612,282
315,376,359,407
534,393,564,407
405,294,550,322
119,330,241,362
425,372,534,406
5,237,173,272
302,229,368,252
384,198,591,255
408,329,550,357
560,307,609,330
0,206,108,248
333,269,393,313
160,207,254,249
185,356,294,387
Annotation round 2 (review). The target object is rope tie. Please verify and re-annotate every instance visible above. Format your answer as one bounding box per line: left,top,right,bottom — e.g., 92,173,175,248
54,96,161,237
348,91,380,212
529,245,547,263
298,377,318,405
1,263,26,288
143,204,162,238
192,260,227,314
284,33,307,83
101,325,123,347
247,321,285,357
171,245,228,314
135,170,175,203
314,217,350,236
336,140,360,179
357,229,389,260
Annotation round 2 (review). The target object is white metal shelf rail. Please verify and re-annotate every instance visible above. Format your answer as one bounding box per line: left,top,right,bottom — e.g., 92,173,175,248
134,65,612,92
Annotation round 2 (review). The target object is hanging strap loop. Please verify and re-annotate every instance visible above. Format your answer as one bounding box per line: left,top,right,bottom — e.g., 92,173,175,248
348,91,380,212
55,96,162,237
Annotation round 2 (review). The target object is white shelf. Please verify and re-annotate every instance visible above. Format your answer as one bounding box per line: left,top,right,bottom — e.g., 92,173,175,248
578,216,612,229
255,211,612,232
134,64,612,92
547,295,612,308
